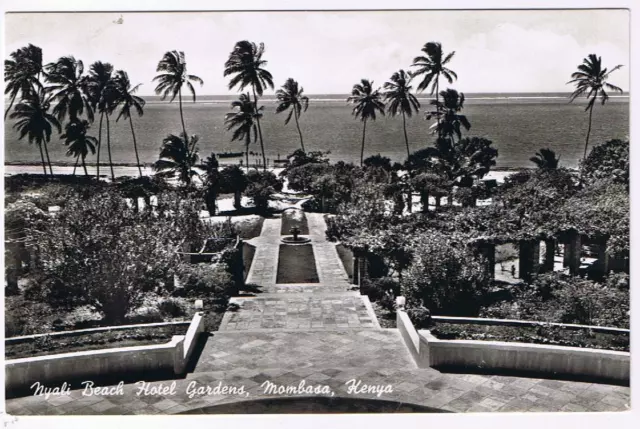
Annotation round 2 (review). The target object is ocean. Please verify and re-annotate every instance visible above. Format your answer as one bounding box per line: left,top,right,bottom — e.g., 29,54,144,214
3,93,630,170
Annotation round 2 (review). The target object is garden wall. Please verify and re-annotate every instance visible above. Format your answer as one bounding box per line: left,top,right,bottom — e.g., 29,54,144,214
5,313,205,395
396,310,630,384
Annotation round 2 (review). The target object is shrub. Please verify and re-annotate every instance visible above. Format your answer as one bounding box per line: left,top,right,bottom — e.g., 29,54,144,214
401,230,491,316
407,306,432,329
378,290,397,314
177,263,235,305
157,298,187,318
127,307,164,324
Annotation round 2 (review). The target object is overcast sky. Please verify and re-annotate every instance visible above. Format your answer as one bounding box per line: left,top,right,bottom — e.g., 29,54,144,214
4,10,630,95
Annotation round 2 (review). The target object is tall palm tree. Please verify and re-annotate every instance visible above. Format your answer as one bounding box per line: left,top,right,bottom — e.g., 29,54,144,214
530,148,560,170
568,54,623,160
347,79,385,166
224,41,274,170
85,61,116,180
153,133,203,188
4,44,44,119
45,56,93,122
383,70,420,159
60,119,97,176
10,91,61,175
112,70,146,177
275,78,309,152
225,93,262,169
426,88,470,142
411,42,457,135
153,50,203,151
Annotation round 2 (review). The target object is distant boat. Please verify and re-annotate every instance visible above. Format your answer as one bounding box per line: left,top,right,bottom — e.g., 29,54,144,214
216,152,244,158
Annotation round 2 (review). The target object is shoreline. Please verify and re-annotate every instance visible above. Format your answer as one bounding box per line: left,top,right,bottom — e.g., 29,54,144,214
2,163,541,185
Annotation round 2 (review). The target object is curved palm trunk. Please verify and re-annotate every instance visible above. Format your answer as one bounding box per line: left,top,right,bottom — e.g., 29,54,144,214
82,155,89,176
106,114,115,181
37,143,47,175
245,137,250,171
360,119,367,167
4,94,17,120
96,112,104,179
435,77,441,139
43,141,53,175
129,115,143,177
73,156,79,176
252,89,267,171
294,110,305,152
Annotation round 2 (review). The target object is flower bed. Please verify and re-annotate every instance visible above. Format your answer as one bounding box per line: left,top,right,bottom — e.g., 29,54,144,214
280,209,309,235
428,321,629,352
5,324,189,360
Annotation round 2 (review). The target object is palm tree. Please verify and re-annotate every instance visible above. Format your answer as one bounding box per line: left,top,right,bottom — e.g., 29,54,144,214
153,133,203,188
411,42,457,135
225,93,262,169
153,50,203,151
4,44,44,119
224,41,274,170
530,148,560,170
383,70,420,159
45,56,93,122
275,78,309,152
568,54,623,160
112,70,146,177
10,91,61,175
60,119,97,176
347,79,385,166
85,61,116,180
426,88,470,142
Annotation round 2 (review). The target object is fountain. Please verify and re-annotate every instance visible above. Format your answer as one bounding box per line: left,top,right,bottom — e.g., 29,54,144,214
281,226,311,244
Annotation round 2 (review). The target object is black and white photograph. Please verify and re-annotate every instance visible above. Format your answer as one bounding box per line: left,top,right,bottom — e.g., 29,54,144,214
1,0,635,422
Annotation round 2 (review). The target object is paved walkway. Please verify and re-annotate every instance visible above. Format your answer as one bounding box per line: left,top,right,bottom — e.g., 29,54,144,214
5,211,630,414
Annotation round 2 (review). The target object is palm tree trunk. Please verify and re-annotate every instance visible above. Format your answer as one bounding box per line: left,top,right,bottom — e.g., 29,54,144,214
82,155,88,176
43,141,53,176
245,138,250,171
106,114,115,181
37,143,47,176
435,77,441,139
294,110,305,152
96,112,104,179
252,88,267,171
402,110,410,159
583,102,595,160
179,88,195,156
360,119,367,167
4,94,16,120
234,190,241,210
73,156,79,176
129,115,143,177
421,191,429,213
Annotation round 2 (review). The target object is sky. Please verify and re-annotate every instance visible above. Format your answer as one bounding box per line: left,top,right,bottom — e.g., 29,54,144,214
4,10,630,95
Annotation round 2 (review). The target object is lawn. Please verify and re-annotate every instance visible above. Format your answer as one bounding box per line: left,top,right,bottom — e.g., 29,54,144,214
5,325,189,359
235,216,265,240
280,209,309,235
276,244,319,283
428,322,629,352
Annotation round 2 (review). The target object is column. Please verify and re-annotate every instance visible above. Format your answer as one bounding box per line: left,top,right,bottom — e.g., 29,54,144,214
564,232,582,276
477,242,496,280
519,240,540,282
540,238,556,273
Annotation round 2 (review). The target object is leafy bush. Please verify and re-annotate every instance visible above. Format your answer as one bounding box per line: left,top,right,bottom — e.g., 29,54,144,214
157,298,187,318
127,307,164,324
378,290,397,314
177,263,235,305
401,230,491,316
407,306,432,329
245,170,283,213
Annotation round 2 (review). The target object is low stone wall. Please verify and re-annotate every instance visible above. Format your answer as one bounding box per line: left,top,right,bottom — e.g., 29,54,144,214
396,310,630,384
5,313,205,395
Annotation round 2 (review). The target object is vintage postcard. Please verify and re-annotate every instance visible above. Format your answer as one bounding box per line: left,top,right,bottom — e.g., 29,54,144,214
1,0,635,426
